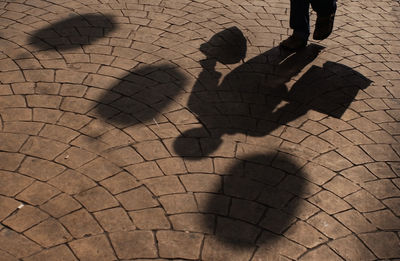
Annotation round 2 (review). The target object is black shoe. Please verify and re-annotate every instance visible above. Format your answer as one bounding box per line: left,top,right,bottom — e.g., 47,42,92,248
280,35,307,51
313,13,335,40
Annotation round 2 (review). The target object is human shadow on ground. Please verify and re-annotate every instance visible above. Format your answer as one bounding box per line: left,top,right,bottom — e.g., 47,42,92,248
173,27,372,157
95,64,188,126
199,152,307,246
29,13,116,51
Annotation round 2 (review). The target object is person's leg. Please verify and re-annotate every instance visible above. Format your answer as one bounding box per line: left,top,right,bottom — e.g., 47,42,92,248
289,0,311,39
280,0,310,51
310,0,337,40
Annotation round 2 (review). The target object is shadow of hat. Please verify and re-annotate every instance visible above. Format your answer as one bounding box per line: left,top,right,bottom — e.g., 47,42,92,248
200,26,247,64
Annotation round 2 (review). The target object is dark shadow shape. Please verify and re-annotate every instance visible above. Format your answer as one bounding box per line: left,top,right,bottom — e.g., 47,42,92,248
29,13,116,51
95,64,188,126
200,153,306,246
173,28,372,157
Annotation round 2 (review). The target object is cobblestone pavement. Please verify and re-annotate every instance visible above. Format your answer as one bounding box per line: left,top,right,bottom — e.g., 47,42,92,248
0,0,400,260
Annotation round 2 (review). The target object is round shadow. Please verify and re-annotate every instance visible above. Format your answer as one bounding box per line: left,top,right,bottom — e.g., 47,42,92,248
95,64,188,126
199,153,307,246
29,13,116,51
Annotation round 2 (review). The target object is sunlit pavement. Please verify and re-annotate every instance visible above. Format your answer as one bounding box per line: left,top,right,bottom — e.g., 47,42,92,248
0,0,399,260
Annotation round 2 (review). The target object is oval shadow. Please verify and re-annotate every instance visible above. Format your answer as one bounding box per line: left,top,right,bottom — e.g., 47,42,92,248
29,13,116,51
94,64,188,126
199,153,307,246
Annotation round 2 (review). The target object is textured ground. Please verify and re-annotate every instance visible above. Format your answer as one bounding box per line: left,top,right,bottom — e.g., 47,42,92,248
0,0,400,260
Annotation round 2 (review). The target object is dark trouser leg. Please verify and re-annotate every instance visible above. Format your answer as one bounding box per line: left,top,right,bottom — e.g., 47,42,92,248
310,0,337,40
310,0,337,16
289,0,311,40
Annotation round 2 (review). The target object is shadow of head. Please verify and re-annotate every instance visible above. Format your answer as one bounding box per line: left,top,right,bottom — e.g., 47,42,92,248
200,26,247,65
198,153,306,247
29,13,116,51
95,64,188,126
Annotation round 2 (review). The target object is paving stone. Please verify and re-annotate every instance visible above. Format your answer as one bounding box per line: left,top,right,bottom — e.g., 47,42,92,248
0,229,41,258
300,135,335,153
362,179,400,199
359,232,400,259
0,152,24,171
299,162,336,185
58,112,91,130
313,151,353,172
124,124,158,141
39,124,79,143
0,133,29,152
94,207,135,232
344,190,385,212
0,170,33,196
40,193,81,218
284,221,328,248
125,161,164,179
33,108,62,123
24,218,72,248
0,195,20,221
364,209,400,230
101,146,144,166
307,212,351,239
340,166,377,184
78,157,121,181
328,235,375,261
60,209,103,238
195,192,230,215
109,231,157,259
361,144,400,161
202,235,255,261
16,181,60,205
159,193,198,214
258,231,307,259
157,157,187,175
180,173,221,193
157,230,203,259
19,157,65,181
284,197,320,220
383,198,400,216
3,122,43,135
20,136,69,160
336,145,373,165
100,171,141,194
0,108,32,121
184,157,214,173
322,176,360,197
3,205,49,233
48,170,96,195
143,175,185,195
55,146,97,169
133,140,170,160
117,186,159,211
308,190,351,214
75,187,119,212
299,245,343,261
69,235,116,261
23,245,78,261
340,129,374,145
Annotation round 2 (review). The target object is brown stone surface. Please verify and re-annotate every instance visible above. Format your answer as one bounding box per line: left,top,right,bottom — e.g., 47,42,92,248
0,1,399,259
24,219,72,248
157,230,203,259
69,235,116,261
109,231,157,259
60,209,103,238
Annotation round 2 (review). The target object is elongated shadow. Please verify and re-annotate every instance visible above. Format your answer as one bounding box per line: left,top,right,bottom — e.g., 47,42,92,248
173,27,372,157
29,13,116,51
94,64,188,126
200,153,306,246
